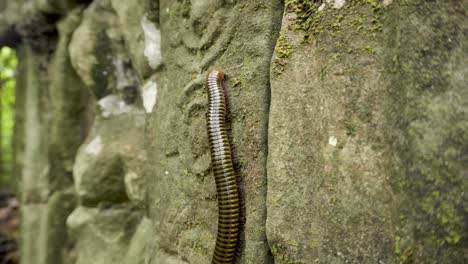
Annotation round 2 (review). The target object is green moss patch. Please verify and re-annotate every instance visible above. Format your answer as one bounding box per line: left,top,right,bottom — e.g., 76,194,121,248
273,33,294,74
286,0,384,42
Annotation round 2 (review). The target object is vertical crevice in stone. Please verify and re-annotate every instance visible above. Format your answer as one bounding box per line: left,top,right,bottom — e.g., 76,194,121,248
264,1,285,263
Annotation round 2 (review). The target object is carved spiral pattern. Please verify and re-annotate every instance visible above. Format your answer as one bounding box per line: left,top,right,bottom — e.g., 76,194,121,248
206,69,241,264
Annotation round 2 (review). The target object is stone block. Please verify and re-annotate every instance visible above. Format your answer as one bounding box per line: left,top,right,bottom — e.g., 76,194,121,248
67,205,142,264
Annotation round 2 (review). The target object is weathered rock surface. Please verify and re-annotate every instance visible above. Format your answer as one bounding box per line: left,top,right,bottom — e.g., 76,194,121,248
35,0,81,14
111,0,159,79
67,205,143,264
268,1,398,262
146,1,282,263
20,204,48,264
68,0,124,98
49,7,89,194
66,0,150,263
18,46,50,204
267,0,467,263
3,0,466,263
73,112,146,206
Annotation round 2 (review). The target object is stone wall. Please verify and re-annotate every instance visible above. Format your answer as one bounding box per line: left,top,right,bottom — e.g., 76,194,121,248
1,0,466,263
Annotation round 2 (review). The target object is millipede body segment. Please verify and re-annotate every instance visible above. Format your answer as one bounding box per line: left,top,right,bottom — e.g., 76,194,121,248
206,69,241,264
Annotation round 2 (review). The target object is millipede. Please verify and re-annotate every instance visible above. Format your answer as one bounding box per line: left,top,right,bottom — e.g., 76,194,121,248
206,69,243,264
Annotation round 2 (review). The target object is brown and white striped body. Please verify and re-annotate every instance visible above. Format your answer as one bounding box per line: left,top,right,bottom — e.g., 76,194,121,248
206,69,241,264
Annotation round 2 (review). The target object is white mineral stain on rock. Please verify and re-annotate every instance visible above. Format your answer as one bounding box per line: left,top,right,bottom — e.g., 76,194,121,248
141,16,161,69
85,136,103,156
325,0,346,9
318,3,326,11
142,80,157,113
125,171,145,203
328,136,338,147
383,0,392,6
97,95,133,117
333,0,346,8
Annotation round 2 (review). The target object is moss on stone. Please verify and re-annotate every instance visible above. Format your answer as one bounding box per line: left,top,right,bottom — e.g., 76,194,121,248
286,0,324,39
385,1,467,262
46,189,77,264
286,0,385,42
273,33,294,75
49,7,89,193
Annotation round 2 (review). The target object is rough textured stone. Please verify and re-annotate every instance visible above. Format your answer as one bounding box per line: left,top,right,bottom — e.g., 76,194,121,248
267,0,467,263
123,217,152,264
46,189,77,264
69,0,131,99
12,8,88,264
12,47,27,191
390,1,467,262
73,112,146,206
110,0,159,79
35,0,81,14
0,0,35,26
67,205,142,264
19,46,50,204
65,1,152,262
146,1,282,263
20,204,48,264
5,0,467,263
49,7,90,192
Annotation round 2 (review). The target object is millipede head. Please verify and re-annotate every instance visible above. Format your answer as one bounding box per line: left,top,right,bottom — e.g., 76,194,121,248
208,68,225,80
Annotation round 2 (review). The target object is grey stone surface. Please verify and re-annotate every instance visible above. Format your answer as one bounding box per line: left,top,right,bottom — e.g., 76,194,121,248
12,7,87,264
5,0,467,263
20,204,48,264
388,2,467,262
65,1,151,263
67,205,142,264
110,0,159,79
123,217,152,264
19,45,50,204
35,0,80,14
145,0,282,263
267,0,467,263
49,7,89,193
0,0,35,26
69,0,128,99
46,189,77,264
73,112,146,206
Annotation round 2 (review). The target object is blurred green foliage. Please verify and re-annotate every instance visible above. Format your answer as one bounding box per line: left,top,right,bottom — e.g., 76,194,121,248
0,47,17,189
